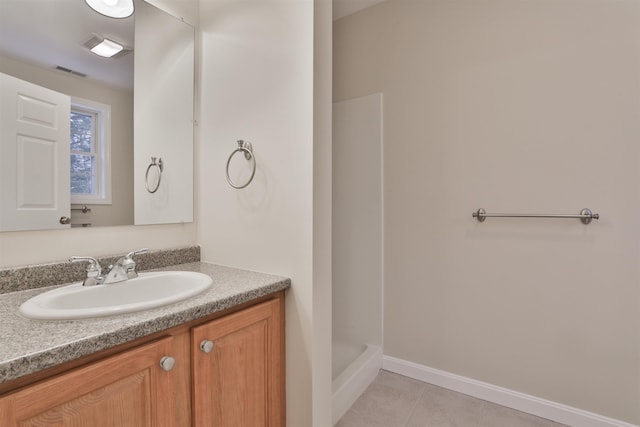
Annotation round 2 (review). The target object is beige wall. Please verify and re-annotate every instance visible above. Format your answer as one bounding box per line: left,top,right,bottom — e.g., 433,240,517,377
197,1,331,425
0,55,134,227
334,0,640,424
0,222,196,268
313,0,333,425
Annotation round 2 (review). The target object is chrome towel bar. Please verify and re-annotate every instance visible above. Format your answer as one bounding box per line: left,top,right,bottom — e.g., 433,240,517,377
71,206,91,214
472,208,599,225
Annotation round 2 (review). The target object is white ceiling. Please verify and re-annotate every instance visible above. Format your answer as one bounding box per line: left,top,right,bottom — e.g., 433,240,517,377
0,0,383,91
0,0,135,91
333,0,387,21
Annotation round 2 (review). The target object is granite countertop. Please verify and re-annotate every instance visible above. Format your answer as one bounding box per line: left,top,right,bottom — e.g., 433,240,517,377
0,262,290,384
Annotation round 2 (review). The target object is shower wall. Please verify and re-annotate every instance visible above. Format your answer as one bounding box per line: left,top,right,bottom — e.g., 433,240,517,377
332,93,383,379
334,0,640,425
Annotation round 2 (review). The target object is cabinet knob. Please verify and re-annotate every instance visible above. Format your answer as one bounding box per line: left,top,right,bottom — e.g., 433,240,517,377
59,216,71,224
160,356,176,372
200,340,214,353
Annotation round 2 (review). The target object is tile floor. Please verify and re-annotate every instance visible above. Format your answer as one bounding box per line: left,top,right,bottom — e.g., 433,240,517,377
336,370,568,427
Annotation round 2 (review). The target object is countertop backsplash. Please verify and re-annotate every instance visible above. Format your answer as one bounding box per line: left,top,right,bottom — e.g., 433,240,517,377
0,246,201,294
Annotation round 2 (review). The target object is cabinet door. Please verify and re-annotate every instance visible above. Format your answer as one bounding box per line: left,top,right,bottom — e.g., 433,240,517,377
0,337,175,427
192,298,284,427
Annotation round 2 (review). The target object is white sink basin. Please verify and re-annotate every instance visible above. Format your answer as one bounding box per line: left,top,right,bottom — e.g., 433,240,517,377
19,271,213,320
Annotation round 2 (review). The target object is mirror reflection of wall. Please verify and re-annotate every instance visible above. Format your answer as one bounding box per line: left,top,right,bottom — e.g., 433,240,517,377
0,61,134,229
0,0,194,231
134,0,194,226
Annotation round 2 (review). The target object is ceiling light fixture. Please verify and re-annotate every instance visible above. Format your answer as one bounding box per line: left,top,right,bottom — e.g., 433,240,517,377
84,0,134,19
90,38,125,58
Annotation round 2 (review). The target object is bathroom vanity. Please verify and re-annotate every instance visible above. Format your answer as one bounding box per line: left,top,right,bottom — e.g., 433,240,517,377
0,259,289,426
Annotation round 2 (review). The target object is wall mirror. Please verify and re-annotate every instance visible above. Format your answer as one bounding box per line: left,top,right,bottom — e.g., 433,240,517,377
0,0,194,231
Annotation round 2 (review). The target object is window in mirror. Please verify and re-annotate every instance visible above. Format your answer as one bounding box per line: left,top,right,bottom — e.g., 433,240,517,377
70,98,112,205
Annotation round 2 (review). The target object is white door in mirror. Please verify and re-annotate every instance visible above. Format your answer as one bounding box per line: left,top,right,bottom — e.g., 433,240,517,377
0,73,71,231
19,271,212,320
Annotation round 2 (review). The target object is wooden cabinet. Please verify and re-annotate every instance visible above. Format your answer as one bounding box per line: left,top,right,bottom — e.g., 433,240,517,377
192,298,284,427
0,337,176,426
0,293,285,427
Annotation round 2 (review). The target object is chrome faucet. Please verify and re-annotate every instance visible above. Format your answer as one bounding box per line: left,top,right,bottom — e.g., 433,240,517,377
69,256,104,286
70,248,148,286
105,249,148,283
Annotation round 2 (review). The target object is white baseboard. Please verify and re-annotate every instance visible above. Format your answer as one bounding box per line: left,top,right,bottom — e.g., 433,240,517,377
332,345,383,426
383,355,638,427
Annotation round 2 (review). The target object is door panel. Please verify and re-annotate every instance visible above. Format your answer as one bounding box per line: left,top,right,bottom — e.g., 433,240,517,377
0,337,175,427
192,299,283,427
0,72,70,231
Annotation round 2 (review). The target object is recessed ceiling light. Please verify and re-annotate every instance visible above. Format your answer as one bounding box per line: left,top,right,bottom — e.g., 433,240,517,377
90,38,124,58
84,0,134,19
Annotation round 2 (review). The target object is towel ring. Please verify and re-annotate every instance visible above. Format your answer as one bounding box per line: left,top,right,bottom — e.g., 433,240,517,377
226,140,256,189
145,156,163,193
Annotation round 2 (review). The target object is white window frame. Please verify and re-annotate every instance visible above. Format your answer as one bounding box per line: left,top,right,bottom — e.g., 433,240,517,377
70,97,112,205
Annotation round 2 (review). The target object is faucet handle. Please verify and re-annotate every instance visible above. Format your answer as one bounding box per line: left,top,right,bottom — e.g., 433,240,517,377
69,256,102,277
126,248,148,259
120,248,148,279
69,256,104,286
